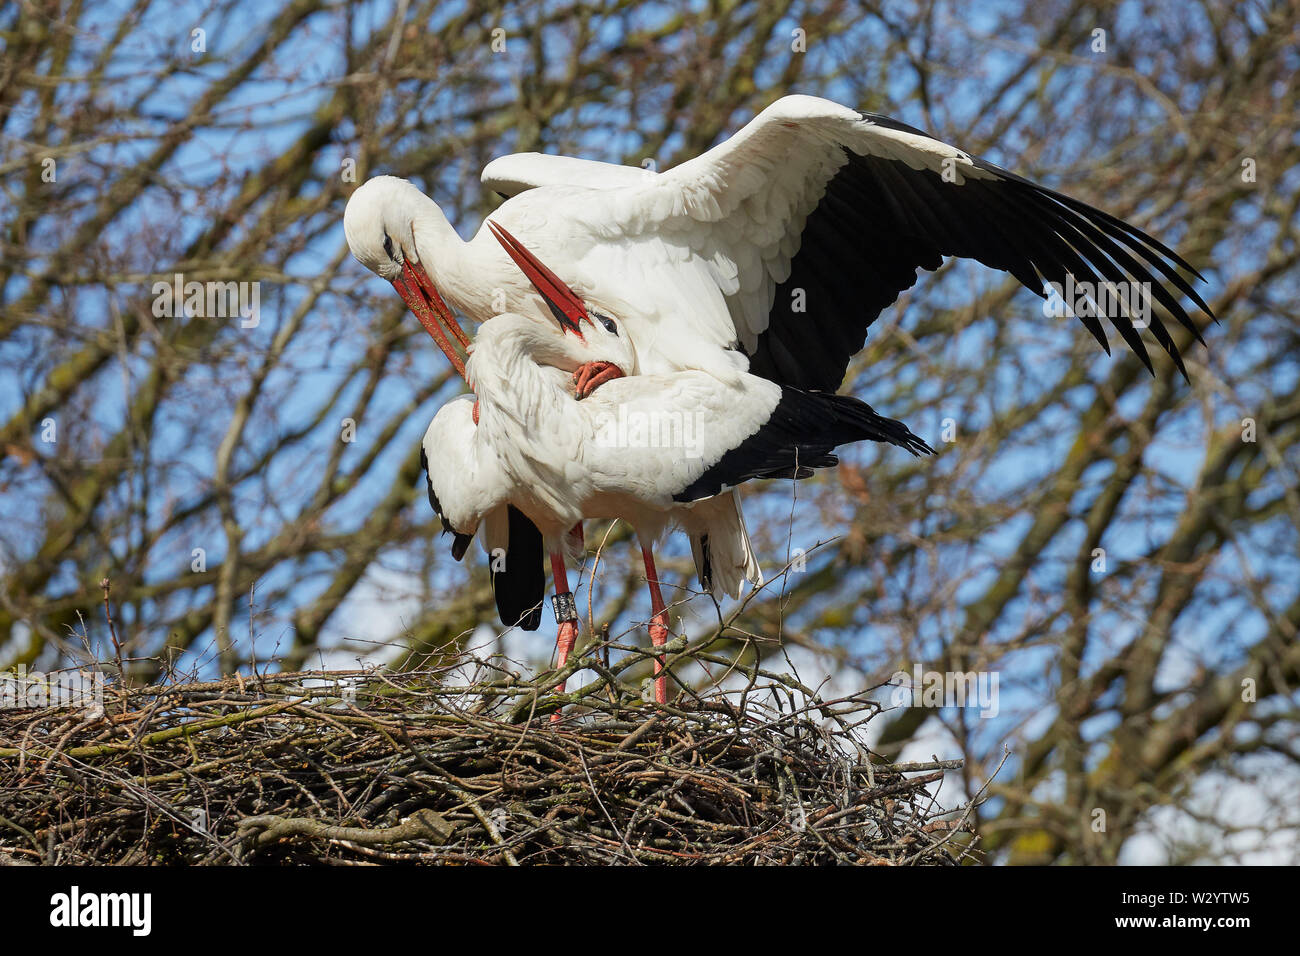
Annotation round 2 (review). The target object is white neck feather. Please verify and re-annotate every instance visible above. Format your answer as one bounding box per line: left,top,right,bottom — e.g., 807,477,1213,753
466,321,586,530
467,322,570,442
408,202,479,315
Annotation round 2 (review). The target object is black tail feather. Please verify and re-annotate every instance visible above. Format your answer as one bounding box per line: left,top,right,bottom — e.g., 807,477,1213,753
490,506,545,631
674,388,930,502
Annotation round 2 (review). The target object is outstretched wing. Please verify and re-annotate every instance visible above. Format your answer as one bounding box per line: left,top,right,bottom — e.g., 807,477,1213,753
615,94,1212,388
483,153,656,198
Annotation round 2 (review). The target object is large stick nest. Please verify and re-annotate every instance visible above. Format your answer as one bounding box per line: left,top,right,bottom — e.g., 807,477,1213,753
0,649,977,865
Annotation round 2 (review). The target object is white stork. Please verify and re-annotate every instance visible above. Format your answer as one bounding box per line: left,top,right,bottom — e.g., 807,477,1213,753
409,227,768,685
343,93,1211,395
420,298,929,704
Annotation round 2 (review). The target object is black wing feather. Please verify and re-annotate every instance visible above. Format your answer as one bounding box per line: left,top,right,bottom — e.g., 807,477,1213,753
748,113,1214,390
419,447,539,628
420,446,473,557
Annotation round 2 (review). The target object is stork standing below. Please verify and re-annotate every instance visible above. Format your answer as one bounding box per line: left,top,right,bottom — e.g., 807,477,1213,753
422,295,929,705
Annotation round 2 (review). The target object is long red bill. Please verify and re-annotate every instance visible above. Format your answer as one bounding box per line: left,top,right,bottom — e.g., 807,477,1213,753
487,220,590,336
407,223,470,350
393,258,466,380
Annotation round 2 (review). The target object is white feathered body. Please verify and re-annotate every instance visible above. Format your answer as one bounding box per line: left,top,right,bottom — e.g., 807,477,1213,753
423,316,770,597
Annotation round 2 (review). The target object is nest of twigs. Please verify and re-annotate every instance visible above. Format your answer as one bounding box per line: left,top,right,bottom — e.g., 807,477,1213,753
0,646,976,865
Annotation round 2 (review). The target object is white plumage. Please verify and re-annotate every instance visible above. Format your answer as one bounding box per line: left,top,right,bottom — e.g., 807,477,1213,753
421,309,927,703
422,314,765,598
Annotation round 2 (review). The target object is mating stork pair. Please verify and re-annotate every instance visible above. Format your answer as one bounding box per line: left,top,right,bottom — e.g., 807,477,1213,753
344,94,1212,705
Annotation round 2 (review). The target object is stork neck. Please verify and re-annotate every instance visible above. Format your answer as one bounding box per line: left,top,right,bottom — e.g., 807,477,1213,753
410,206,476,315
464,321,591,534
466,326,569,436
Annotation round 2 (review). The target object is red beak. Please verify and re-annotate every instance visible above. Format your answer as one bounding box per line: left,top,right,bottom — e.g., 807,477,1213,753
487,220,591,337
391,257,469,380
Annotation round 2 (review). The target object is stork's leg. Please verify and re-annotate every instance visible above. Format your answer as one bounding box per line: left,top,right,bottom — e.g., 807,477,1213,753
641,546,670,704
549,551,579,722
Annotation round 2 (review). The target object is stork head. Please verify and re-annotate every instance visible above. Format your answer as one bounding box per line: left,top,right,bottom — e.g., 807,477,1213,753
344,176,465,372
471,309,635,400
486,220,633,397
344,176,443,281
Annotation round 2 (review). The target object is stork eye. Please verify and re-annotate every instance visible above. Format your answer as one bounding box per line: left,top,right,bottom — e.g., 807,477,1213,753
382,233,395,259
596,314,618,335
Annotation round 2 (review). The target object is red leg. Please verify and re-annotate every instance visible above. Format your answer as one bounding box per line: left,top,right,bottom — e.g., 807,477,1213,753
549,551,579,722
641,546,669,704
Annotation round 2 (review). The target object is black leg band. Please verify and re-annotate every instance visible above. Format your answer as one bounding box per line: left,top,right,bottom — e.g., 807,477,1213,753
551,592,578,625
